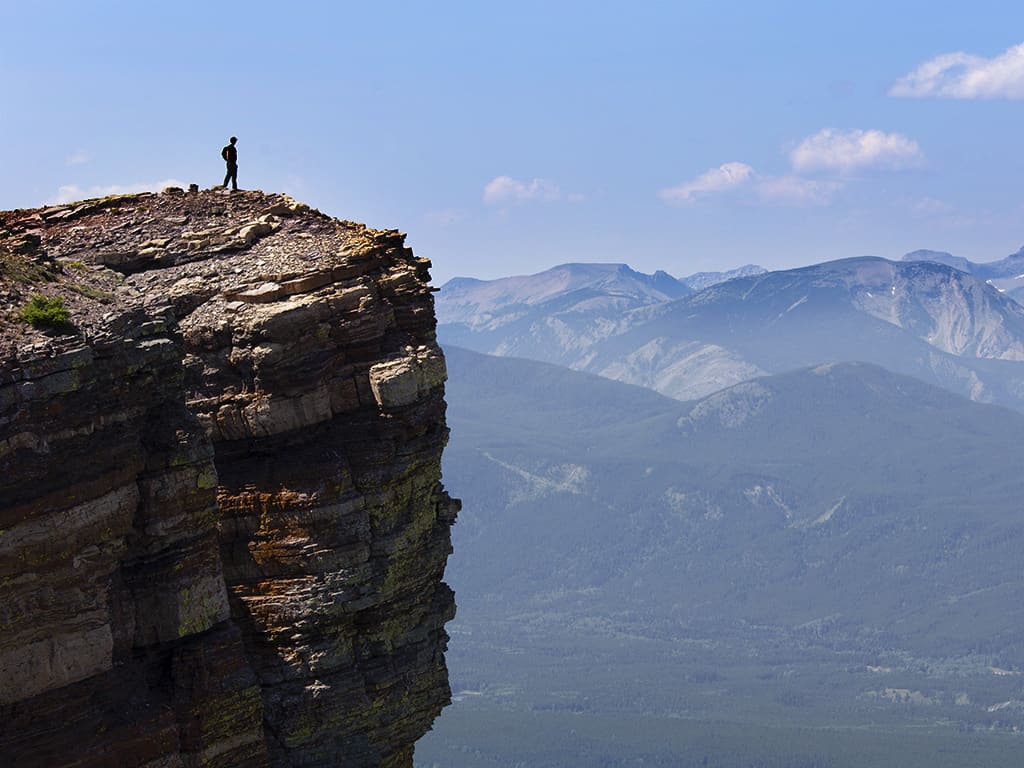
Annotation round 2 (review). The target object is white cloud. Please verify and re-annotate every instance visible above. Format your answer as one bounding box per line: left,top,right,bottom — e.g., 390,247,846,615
49,178,188,205
790,129,923,174
661,163,839,207
757,176,841,206
483,176,562,205
890,42,1024,99
662,128,925,208
659,162,754,204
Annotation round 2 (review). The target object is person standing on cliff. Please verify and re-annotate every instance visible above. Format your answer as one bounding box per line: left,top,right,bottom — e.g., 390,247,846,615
221,136,238,191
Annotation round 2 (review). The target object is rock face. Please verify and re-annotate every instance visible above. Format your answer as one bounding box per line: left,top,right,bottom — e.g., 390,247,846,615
0,188,458,767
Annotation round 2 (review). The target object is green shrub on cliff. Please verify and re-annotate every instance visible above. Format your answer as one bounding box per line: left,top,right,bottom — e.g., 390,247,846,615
19,293,71,329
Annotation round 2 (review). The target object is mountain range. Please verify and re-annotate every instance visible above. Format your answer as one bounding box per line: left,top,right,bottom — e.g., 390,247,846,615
422,251,1024,765
438,262,691,328
438,256,1024,409
437,262,768,329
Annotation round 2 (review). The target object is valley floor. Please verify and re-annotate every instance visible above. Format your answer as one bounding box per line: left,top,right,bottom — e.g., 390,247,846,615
416,618,1024,768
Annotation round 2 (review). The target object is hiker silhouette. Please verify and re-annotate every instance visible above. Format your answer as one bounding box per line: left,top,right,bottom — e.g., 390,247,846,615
221,137,238,190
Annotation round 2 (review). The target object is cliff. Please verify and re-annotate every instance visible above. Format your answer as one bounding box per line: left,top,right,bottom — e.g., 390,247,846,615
0,188,459,767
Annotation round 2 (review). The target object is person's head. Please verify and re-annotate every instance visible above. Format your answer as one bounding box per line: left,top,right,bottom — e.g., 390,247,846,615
230,136,237,144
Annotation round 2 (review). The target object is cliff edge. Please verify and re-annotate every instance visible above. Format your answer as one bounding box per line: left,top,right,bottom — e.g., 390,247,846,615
0,188,459,767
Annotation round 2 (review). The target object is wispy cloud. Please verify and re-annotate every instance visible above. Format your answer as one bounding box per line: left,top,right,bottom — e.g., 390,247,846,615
49,178,188,205
891,42,1024,99
757,176,840,206
904,196,977,229
661,163,837,207
790,129,923,174
911,196,956,217
483,176,562,205
659,162,755,204
65,150,91,166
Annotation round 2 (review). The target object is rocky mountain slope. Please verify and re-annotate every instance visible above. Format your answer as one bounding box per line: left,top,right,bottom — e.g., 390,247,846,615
439,257,1024,409
902,249,976,274
903,245,1024,303
442,345,1024,649
901,245,1024,279
0,188,458,767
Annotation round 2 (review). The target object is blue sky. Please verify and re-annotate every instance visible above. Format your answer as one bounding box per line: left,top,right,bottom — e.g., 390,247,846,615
4,1,1024,284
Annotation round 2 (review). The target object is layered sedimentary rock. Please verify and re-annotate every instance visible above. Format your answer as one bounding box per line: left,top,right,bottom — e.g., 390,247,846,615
0,188,458,766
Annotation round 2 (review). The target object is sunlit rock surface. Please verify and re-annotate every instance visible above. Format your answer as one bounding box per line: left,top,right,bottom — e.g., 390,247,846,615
0,188,458,767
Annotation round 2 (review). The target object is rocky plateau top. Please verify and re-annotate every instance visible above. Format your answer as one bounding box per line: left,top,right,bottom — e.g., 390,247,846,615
0,187,458,767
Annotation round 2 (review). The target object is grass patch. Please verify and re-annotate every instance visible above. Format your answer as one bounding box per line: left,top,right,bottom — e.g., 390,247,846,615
0,250,58,284
19,294,72,330
68,283,114,303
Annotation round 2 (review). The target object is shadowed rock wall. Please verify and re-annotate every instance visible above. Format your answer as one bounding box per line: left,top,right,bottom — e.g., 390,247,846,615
0,188,458,767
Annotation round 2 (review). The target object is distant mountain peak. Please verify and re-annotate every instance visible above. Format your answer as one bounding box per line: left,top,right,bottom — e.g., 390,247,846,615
901,249,974,274
437,262,691,327
710,256,1024,360
681,263,767,291
900,246,1024,305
